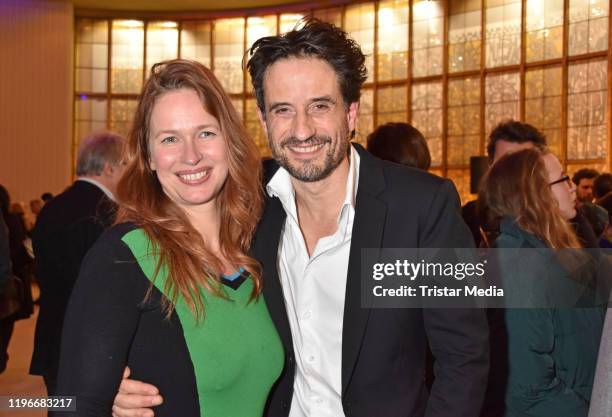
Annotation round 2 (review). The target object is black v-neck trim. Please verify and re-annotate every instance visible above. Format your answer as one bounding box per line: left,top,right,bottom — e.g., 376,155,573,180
220,270,249,290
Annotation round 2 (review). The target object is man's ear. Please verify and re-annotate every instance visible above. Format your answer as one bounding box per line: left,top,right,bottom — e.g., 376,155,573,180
103,161,115,177
347,101,359,137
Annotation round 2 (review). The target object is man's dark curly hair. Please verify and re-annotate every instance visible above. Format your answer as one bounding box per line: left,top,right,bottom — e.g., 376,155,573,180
486,120,547,162
572,168,599,186
246,17,368,115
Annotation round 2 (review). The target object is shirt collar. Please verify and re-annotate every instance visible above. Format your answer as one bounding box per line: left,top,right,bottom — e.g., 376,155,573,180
266,145,360,222
76,177,115,201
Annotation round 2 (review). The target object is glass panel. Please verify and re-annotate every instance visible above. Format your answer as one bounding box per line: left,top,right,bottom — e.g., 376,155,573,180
312,7,342,27
412,0,444,77
345,3,375,83
247,16,276,48
76,19,108,93
448,1,482,73
355,88,374,147
525,66,563,156
146,21,178,75
525,0,564,62
214,18,245,94
74,96,108,147
111,20,144,94
568,162,609,176
569,0,609,55
447,168,473,204
246,98,268,156
485,71,520,134
110,99,138,138
448,77,481,165
231,98,243,121
567,58,608,159
246,16,276,93
180,21,212,67
376,85,408,125
411,81,443,166
280,13,305,34
377,0,409,81
485,0,522,68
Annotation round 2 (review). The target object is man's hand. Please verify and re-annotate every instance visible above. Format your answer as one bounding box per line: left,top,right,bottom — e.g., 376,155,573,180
112,367,163,417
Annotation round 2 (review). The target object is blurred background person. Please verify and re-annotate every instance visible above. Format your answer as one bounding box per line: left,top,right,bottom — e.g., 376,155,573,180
0,200,14,373
480,147,604,417
0,185,34,374
30,131,125,396
598,193,612,248
487,120,546,164
573,169,599,205
473,120,599,249
40,193,53,204
29,198,44,218
573,169,608,242
0,187,34,283
0,186,34,313
594,173,612,204
463,120,548,248
10,202,34,232
366,122,431,170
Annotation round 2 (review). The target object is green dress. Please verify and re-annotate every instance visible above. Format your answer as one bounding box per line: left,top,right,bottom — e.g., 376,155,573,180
122,228,284,417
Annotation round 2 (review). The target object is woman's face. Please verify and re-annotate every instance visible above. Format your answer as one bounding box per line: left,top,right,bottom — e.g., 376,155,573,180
148,88,229,213
542,153,576,220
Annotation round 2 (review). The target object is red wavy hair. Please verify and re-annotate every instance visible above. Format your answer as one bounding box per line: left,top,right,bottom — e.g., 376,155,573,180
116,59,263,319
479,148,581,249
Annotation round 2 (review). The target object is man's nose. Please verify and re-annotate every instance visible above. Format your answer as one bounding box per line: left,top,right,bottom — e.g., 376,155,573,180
291,111,316,140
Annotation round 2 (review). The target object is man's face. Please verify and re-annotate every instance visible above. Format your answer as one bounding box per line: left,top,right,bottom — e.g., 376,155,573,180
576,178,595,202
492,139,534,163
258,57,358,183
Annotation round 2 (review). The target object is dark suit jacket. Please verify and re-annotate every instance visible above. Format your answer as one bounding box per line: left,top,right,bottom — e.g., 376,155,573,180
255,144,489,417
30,180,116,380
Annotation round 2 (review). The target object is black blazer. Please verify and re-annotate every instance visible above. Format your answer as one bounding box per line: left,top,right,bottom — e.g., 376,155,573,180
254,144,489,417
30,180,116,380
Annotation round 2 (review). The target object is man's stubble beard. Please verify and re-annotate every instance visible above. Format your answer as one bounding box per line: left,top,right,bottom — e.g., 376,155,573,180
270,134,350,183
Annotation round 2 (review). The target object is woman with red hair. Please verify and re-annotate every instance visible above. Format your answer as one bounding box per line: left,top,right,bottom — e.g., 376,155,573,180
480,148,604,417
54,60,283,417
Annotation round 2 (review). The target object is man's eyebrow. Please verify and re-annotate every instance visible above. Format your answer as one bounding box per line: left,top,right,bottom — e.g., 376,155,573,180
267,96,337,113
309,96,335,104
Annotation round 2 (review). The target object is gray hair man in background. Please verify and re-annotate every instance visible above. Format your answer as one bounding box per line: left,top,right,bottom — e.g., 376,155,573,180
30,131,125,397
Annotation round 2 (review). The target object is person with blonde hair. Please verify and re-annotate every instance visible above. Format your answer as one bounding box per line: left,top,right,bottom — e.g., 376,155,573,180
54,60,283,417
479,147,604,417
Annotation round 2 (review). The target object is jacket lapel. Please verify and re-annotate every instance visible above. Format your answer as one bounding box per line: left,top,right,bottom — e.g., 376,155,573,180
342,144,387,394
257,196,293,351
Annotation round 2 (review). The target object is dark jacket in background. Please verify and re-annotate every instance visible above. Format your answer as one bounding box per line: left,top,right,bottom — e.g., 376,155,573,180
30,180,116,385
494,217,604,417
0,216,10,292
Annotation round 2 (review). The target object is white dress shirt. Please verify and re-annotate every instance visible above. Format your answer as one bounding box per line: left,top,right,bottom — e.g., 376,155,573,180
266,147,360,417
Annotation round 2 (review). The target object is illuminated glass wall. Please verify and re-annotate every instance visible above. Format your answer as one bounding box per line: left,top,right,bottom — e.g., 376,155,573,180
74,0,611,202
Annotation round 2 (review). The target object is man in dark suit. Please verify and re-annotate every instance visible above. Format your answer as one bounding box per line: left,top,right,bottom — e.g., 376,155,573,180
30,132,125,396
112,19,488,417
